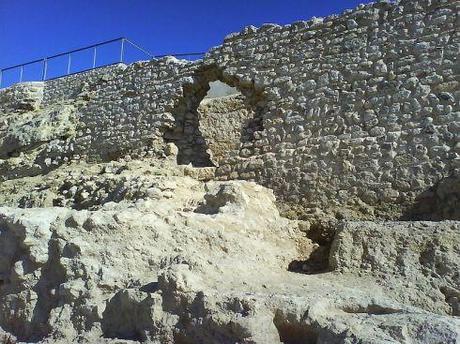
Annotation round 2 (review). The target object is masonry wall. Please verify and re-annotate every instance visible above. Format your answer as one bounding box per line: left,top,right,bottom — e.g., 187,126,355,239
198,95,255,166
207,0,459,219
0,0,458,219
42,64,128,105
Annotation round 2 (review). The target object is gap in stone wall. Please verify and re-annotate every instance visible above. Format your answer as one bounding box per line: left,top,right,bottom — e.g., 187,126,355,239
163,66,267,167
163,78,214,167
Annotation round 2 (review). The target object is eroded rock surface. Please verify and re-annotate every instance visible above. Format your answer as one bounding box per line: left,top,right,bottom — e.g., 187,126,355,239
0,176,459,343
0,0,459,343
330,221,460,316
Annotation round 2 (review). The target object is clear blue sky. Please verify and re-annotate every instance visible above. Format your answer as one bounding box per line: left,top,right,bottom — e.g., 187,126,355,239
0,0,373,85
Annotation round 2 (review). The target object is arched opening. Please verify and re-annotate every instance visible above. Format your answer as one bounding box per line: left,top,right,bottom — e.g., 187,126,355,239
163,66,266,167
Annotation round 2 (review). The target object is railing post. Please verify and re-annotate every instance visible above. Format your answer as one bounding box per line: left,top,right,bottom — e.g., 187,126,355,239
19,65,24,82
93,47,97,68
42,58,48,81
67,54,72,75
0,37,182,87
120,38,125,63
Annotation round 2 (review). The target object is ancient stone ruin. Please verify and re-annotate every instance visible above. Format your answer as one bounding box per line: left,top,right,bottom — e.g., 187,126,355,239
0,0,459,343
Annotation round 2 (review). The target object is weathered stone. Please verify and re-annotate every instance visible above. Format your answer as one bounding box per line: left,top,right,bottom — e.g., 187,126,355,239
0,0,459,342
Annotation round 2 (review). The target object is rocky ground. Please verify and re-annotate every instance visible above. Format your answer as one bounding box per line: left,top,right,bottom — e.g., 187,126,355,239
0,152,458,343
0,81,459,344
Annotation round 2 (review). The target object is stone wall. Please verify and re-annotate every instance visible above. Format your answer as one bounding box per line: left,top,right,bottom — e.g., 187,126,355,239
198,95,255,166
0,82,44,114
207,0,459,219
0,0,458,219
42,64,128,105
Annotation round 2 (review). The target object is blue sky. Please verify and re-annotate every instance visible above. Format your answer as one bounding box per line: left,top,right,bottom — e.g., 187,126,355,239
0,0,374,86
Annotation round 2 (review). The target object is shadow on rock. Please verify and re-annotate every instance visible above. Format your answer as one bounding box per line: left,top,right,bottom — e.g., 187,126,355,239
401,175,460,221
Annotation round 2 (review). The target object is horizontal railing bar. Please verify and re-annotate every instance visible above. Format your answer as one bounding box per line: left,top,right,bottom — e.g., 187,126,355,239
1,58,45,71
0,35,207,90
45,37,125,60
1,37,126,72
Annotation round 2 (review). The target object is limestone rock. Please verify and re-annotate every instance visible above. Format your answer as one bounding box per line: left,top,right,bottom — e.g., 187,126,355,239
0,180,459,343
330,221,460,316
0,0,459,342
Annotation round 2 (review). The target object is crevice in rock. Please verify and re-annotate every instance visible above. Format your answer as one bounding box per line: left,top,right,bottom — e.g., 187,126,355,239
340,304,403,315
418,244,436,267
288,221,335,275
440,286,460,316
273,312,319,344
28,234,67,342
0,249,29,340
139,281,160,293
0,223,42,342
288,243,331,275
101,289,155,342
0,229,67,343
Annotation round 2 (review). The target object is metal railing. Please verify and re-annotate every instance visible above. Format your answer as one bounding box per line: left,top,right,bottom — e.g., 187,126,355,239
0,37,205,89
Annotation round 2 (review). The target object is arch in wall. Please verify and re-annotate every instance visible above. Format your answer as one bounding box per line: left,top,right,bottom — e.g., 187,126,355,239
163,65,266,167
